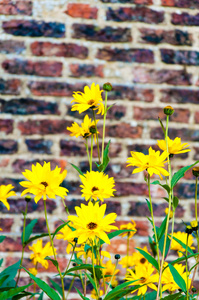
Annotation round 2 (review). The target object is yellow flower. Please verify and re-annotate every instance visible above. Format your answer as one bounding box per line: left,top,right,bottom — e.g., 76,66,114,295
67,201,118,245
91,289,104,299
126,147,169,180
119,246,150,268
56,223,76,254
0,184,16,210
165,207,173,219
157,137,190,155
29,239,56,269
102,259,119,282
29,267,38,276
67,115,99,139
162,263,191,292
125,264,158,296
71,82,104,115
170,232,195,257
79,171,116,202
120,219,137,238
20,162,68,203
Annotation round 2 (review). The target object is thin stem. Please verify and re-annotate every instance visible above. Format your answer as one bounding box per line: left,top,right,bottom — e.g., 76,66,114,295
64,242,77,274
127,236,130,269
84,255,88,297
43,200,66,300
101,90,108,161
92,110,101,164
66,275,75,299
85,139,90,170
92,242,99,299
105,260,118,296
16,202,28,287
195,177,198,228
185,233,189,300
97,242,106,294
90,134,93,171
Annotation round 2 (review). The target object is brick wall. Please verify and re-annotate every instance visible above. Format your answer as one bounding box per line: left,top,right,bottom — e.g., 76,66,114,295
1,0,199,298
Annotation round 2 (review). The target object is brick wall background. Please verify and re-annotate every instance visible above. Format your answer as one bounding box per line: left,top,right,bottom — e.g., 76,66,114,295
1,0,199,298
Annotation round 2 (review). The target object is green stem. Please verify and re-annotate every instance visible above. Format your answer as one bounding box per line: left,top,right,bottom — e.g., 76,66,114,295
15,202,28,287
43,200,66,300
66,275,76,299
85,139,90,170
97,243,106,294
127,236,130,269
64,242,77,274
90,134,93,172
195,177,198,229
84,255,88,297
92,241,99,299
101,91,108,161
104,260,118,296
92,110,101,164
185,233,189,300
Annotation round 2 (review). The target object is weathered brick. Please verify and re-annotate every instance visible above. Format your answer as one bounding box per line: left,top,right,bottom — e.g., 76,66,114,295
65,3,98,19
139,28,192,46
0,40,25,54
162,0,199,8
161,49,199,65
97,47,154,63
109,85,154,102
18,120,69,135
0,0,32,15
151,127,199,142
195,112,199,124
28,81,85,97
72,24,132,43
0,98,59,115
61,180,81,195
172,13,199,26
134,107,190,123
0,139,17,154
191,203,199,218
69,64,104,78
105,123,142,138
0,78,21,95
0,178,22,192
160,89,199,104
107,238,135,255
0,237,22,252
0,158,9,167
0,218,13,232
106,7,164,24
127,144,159,156
25,139,53,154
115,182,148,197
26,218,48,233
175,183,198,199
3,20,65,37
2,59,62,77
193,147,199,160
12,159,67,173
0,119,13,133
132,67,191,85
31,42,88,59
60,140,87,157
101,0,152,3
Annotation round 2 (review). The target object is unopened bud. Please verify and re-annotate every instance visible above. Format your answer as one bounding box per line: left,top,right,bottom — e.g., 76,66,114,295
73,237,78,243
191,220,198,231
103,82,113,92
192,167,199,178
185,225,193,235
115,254,120,260
163,105,174,116
25,196,31,203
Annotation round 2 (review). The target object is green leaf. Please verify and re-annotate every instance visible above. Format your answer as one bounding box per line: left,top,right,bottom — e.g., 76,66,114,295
171,161,199,188
151,180,170,194
107,104,115,112
22,219,38,244
160,292,181,300
157,216,167,241
158,117,166,135
49,279,63,297
100,229,135,246
171,235,194,254
0,236,6,243
45,257,59,269
63,263,103,277
24,233,50,246
147,217,153,226
0,284,32,300
75,287,90,300
136,248,159,271
70,163,85,177
173,196,179,209
52,222,69,239
13,291,38,300
145,199,151,213
168,263,186,293
170,252,199,266
22,268,61,300
95,140,111,172
38,292,44,300
85,272,97,294
104,281,140,300
159,234,170,258
0,260,20,288
0,259,3,267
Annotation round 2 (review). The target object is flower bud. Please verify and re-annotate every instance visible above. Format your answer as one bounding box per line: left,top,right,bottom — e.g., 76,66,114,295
115,254,120,260
73,237,78,243
191,220,198,231
103,82,113,92
192,167,199,178
89,125,97,134
25,196,32,203
185,225,193,235
163,105,174,116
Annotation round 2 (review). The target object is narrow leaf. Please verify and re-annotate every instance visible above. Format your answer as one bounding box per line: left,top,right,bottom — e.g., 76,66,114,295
171,235,194,254
173,196,179,210
70,163,85,177
24,233,50,246
85,272,97,293
49,279,63,297
95,140,111,172
22,219,38,244
145,199,151,213
45,257,59,269
53,222,69,239
168,263,186,293
159,234,170,258
0,236,6,243
151,180,170,194
0,259,3,267
100,229,135,246
171,161,199,188
160,292,181,300
75,287,90,300
136,248,159,271
38,292,44,300
157,216,167,241
0,284,32,300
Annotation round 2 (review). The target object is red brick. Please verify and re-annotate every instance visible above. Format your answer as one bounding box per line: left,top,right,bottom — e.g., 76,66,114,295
69,64,103,78
0,237,22,251
160,89,199,104
133,107,190,123
18,120,70,135
139,28,192,46
12,159,67,173
162,0,199,8
0,40,25,54
0,119,14,133
0,139,18,154
0,0,32,15
191,203,199,218
60,140,87,157
115,182,148,197
93,142,122,158
132,67,191,85
104,123,142,138
106,7,164,24
101,0,152,3
172,13,199,26
65,3,98,19
0,218,13,232
195,112,199,124
106,238,135,255
31,42,88,59
0,78,21,95
25,139,53,154
110,85,154,102
161,49,199,65
2,59,62,77
0,158,9,167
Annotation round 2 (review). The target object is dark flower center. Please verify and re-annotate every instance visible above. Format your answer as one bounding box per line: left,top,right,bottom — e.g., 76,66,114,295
88,99,95,106
140,258,146,264
140,277,146,283
87,222,97,230
41,181,48,188
91,186,99,192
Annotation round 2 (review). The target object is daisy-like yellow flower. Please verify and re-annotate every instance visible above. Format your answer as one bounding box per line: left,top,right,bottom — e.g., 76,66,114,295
20,162,68,203
120,219,137,238
157,137,190,155
127,147,169,180
170,232,195,257
102,259,119,282
80,171,116,202
91,289,104,299
71,82,104,115
162,263,191,292
67,201,118,245
29,239,56,269
119,246,150,269
67,115,99,139
29,267,38,276
0,184,16,210
125,264,158,296
56,223,76,254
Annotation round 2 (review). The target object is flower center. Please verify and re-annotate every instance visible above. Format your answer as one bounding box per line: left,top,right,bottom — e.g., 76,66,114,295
91,186,99,193
87,222,98,230
41,181,48,188
88,99,95,106
140,258,146,264
140,277,146,284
